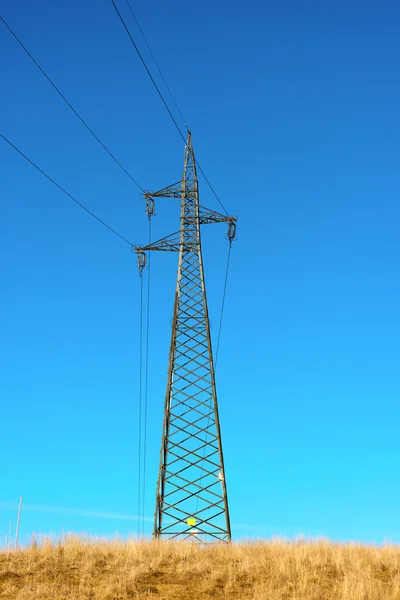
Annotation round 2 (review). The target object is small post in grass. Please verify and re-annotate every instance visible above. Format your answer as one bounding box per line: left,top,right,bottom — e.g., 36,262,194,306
15,496,23,549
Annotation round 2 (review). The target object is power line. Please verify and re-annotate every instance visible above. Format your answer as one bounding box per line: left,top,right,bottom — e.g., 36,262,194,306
110,0,186,144
123,0,186,127
1,133,133,246
141,217,152,537
138,273,144,538
0,15,144,192
215,244,232,367
109,1,229,216
196,160,229,216
195,242,233,513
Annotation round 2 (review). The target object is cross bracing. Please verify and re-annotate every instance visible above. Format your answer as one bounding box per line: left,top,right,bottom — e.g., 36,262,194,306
135,132,236,543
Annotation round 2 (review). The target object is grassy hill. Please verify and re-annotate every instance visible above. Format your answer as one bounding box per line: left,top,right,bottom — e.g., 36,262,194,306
1,537,400,599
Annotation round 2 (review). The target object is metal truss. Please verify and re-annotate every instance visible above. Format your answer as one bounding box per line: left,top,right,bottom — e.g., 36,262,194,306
135,132,236,543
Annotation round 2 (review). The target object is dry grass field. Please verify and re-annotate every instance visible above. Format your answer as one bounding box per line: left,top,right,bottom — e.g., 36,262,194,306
1,536,400,599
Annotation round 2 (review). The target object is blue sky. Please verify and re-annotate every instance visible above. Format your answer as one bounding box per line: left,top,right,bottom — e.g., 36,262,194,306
1,0,400,544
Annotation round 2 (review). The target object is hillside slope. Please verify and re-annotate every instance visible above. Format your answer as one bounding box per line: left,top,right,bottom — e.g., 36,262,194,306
1,537,400,599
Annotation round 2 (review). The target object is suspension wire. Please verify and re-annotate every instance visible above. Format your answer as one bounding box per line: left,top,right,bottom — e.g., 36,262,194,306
110,0,186,144
142,218,152,536
138,273,144,538
0,16,144,192
123,0,186,128
109,0,229,216
1,133,133,246
195,242,233,513
195,160,229,216
215,244,232,368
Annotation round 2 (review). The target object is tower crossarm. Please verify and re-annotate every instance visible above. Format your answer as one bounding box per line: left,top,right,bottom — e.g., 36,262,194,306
194,206,236,226
143,181,182,199
134,231,196,254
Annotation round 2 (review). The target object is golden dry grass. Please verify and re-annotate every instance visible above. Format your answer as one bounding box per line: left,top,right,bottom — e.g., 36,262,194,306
1,537,400,599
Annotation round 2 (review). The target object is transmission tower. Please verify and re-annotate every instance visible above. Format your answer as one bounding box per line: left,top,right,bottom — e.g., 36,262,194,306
135,132,236,543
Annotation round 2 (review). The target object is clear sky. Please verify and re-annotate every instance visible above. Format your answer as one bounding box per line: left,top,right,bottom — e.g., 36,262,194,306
1,0,400,545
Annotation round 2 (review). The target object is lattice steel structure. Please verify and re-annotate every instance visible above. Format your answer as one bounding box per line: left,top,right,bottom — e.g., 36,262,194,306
135,132,236,542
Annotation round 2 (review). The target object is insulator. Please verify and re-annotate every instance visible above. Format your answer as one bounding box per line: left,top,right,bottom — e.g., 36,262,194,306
137,251,146,276
145,198,155,218
227,222,237,245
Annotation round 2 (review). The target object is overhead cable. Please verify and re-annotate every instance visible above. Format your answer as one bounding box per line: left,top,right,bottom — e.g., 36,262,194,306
110,0,186,144
0,15,144,192
215,244,232,367
195,241,233,513
196,161,229,216
124,0,186,127
138,273,144,538
1,133,133,246
110,1,229,216
141,217,152,537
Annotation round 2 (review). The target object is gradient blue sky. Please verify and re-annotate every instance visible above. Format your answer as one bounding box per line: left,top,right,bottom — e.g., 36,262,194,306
1,0,400,544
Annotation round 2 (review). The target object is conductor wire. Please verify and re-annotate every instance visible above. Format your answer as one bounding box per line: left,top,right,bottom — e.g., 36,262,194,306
0,16,144,192
195,242,233,513
123,0,186,127
137,272,144,538
0,133,133,246
142,217,152,537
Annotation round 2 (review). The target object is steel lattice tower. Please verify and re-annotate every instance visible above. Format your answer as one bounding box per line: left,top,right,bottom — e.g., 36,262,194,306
135,132,236,543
